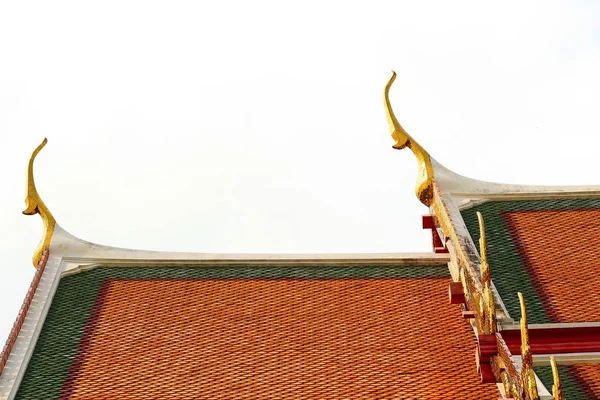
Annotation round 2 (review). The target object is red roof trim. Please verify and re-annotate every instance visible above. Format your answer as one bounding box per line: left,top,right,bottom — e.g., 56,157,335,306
0,249,50,375
500,326,600,354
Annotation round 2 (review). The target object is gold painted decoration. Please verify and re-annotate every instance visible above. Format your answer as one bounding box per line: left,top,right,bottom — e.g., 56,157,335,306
482,282,496,334
518,292,539,400
432,185,486,333
431,186,480,288
23,138,56,268
477,212,496,334
459,266,471,304
384,71,434,206
497,334,521,399
499,369,513,398
550,357,563,400
477,212,491,285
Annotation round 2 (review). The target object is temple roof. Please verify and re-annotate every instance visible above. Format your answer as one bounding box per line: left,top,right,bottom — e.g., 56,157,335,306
383,71,600,399
536,364,600,399
461,199,600,326
12,263,504,399
3,73,600,399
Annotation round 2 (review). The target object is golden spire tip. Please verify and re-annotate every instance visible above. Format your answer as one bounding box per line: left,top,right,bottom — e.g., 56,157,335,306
383,71,435,206
23,138,56,267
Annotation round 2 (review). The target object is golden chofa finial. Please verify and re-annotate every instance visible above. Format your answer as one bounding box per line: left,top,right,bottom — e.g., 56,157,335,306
518,292,539,399
23,138,56,268
384,71,434,206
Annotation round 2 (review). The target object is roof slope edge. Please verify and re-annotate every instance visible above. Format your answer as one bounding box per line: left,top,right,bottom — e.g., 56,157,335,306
433,159,600,197
52,224,449,265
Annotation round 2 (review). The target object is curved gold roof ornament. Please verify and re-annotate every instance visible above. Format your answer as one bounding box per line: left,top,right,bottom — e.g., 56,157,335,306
518,292,539,400
23,138,56,268
477,212,491,285
477,212,496,334
384,71,434,206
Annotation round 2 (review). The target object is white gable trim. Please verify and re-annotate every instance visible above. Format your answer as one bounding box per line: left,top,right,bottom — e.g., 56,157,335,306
0,223,449,399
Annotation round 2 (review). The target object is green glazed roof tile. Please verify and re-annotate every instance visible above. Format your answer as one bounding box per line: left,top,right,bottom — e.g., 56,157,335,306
535,364,598,399
461,198,600,324
15,265,448,399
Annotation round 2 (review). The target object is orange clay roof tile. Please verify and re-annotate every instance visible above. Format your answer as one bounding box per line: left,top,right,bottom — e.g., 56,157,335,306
573,364,600,397
505,209,600,323
461,199,600,324
15,266,499,399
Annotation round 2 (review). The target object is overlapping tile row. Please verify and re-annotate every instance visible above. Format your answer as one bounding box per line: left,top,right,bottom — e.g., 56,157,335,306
504,208,600,323
460,198,600,324
15,265,499,399
536,364,600,399
0,249,49,375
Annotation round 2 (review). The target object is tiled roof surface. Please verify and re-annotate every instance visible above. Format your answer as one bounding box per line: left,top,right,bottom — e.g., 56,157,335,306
461,198,600,324
505,209,600,323
15,265,499,399
535,364,600,399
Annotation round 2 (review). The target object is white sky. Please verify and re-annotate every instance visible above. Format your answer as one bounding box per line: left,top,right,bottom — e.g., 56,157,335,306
1,1,599,342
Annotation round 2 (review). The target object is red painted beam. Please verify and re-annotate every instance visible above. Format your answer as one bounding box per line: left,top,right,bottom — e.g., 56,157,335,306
422,214,435,229
448,282,465,304
500,326,600,354
422,214,449,253
476,334,497,383
462,311,476,319
434,244,449,254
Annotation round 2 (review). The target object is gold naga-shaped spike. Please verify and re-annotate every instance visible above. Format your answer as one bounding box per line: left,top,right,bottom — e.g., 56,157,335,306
384,71,435,206
477,212,496,333
477,212,491,285
518,292,539,400
23,138,56,268
481,282,496,334
550,357,563,400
